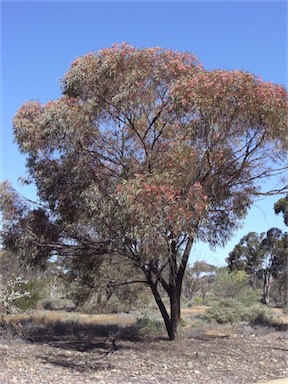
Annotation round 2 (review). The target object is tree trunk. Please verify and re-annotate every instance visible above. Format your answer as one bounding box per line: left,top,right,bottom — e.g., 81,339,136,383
168,288,182,340
262,270,272,305
147,236,194,341
168,236,194,340
149,281,182,340
148,281,172,338
249,272,257,291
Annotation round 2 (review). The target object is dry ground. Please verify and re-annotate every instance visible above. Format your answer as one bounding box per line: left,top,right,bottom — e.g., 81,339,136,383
0,306,287,384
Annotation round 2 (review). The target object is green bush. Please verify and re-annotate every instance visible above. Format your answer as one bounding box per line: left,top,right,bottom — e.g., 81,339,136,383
193,297,203,305
247,305,286,329
213,270,250,300
39,298,76,311
134,314,164,335
201,299,286,330
236,288,262,307
202,299,250,324
14,279,47,311
0,274,31,314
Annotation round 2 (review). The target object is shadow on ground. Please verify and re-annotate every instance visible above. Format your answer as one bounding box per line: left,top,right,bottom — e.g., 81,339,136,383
10,320,150,372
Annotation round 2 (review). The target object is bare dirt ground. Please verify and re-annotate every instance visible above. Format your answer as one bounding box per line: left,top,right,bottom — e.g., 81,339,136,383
0,307,287,384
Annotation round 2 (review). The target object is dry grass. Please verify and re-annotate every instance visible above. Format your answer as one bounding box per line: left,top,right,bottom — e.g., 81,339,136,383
1,309,159,343
7,310,136,326
2,305,206,335
271,308,288,324
181,305,208,316
1,305,287,342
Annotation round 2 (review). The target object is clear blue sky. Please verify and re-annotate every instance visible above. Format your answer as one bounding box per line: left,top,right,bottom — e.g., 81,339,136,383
1,1,287,266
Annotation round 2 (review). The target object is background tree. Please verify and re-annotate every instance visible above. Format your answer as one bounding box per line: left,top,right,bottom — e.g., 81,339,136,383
182,261,217,302
274,194,288,226
227,228,288,305
202,269,263,325
1,44,287,340
273,195,288,306
0,246,66,312
267,230,288,307
258,228,285,304
65,252,150,312
211,269,256,302
227,232,263,290
0,181,60,271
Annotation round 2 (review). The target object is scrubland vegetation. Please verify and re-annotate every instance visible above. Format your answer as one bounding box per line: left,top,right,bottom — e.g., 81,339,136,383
1,263,287,342
0,44,287,382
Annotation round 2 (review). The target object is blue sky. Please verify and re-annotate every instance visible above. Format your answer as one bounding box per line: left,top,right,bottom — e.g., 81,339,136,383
1,1,287,266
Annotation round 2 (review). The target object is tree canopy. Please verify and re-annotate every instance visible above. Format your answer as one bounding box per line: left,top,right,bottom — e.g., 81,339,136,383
227,228,288,304
274,195,288,226
1,43,287,339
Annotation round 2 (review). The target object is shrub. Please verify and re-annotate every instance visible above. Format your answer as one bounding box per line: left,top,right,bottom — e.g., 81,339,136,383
14,279,46,311
236,288,262,306
134,314,164,335
38,298,76,311
193,296,203,305
247,305,287,330
0,274,30,314
201,299,287,330
201,298,250,324
213,270,250,299
283,304,288,315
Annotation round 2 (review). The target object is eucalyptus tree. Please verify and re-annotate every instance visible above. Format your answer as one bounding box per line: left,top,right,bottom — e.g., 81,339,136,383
182,261,217,301
1,43,287,339
274,195,288,226
227,232,263,290
227,228,288,304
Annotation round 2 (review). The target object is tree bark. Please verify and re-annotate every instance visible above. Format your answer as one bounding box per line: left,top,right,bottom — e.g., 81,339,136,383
169,288,182,340
148,280,172,338
262,270,272,305
147,236,194,341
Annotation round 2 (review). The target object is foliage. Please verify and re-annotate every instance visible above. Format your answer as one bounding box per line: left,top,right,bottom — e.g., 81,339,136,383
212,269,259,302
274,194,288,226
0,183,60,271
65,255,151,313
13,278,46,310
0,250,68,311
204,267,286,328
202,299,283,329
0,274,30,314
134,314,164,335
201,269,263,325
227,229,288,305
182,261,217,301
107,284,151,313
202,299,250,324
247,305,284,329
38,298,76,311
1,43,288,340
1,310,165,340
